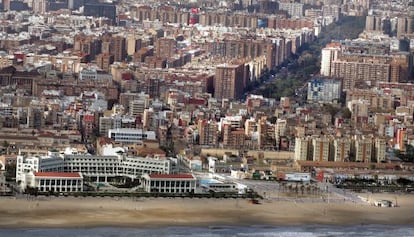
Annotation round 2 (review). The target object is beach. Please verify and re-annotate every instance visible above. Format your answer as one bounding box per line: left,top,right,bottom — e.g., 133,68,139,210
0,193,413,228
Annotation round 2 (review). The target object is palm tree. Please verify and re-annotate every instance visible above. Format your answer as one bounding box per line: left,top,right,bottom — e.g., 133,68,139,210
287,184,292,193
306,185,311,194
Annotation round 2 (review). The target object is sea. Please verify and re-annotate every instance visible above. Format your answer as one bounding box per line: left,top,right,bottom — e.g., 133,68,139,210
0,225,413,237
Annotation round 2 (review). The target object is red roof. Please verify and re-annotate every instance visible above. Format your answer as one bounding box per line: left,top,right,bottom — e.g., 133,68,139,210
34,172,81,178
149,174,194,179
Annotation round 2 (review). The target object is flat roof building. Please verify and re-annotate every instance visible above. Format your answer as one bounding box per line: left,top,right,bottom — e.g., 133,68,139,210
141,173,197,193
30,172,83,193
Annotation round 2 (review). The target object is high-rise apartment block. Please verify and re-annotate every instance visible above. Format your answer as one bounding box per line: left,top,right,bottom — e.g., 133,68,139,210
73,34,102,60
278,2,304,17
354,137,372,163
155,38,176,59
294,136,384,163
294,137,312,161
333,138,351,162
84,2,116,25
307,78,342,103
198,119,218,146
214,62,247,100
320,40,412,90
312,137,330,162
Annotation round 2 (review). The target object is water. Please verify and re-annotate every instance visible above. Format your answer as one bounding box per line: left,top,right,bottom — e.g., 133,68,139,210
0,225,413,237
200,178,222,185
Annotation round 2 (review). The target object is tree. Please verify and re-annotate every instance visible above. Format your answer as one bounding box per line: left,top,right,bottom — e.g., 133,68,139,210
2,140,9,148
342,107,352,119
5,163,16,181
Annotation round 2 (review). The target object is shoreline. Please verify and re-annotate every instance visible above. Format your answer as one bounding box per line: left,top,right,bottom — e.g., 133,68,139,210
0,193,413,228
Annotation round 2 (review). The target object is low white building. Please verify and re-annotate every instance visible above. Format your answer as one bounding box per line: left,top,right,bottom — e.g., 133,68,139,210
108,128,156,143
141,173,197,193
29,172,83,193
16,150,172,190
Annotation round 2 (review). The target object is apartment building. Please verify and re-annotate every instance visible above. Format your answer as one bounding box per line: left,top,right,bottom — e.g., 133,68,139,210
294,137,312,161
307,78,342,103
312,137,330,162
333,138,351,162
198,119,218,146
354,137,373,162
214,62,246,100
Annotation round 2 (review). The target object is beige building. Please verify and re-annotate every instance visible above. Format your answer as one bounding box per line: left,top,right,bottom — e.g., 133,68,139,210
355,137,372,162
198,120,218,146
214,63,246,100
312,137,330,162
275,119,287,148
294,137,311,161
374,138,387,163
126,34,142,56
333,137,351,162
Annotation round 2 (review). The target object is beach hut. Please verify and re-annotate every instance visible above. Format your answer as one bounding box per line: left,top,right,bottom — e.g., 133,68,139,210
374,200,395,207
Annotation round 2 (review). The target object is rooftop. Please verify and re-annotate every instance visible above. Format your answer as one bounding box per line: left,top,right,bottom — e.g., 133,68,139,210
148,174,195,179
33,172,81,178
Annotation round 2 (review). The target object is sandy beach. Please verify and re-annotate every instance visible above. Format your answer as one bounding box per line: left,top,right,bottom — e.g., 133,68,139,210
0,193,413,228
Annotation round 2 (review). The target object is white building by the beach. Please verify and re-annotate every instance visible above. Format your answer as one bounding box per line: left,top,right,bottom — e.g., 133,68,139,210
141,173,197,193
27,172,83,193
16,148,173,191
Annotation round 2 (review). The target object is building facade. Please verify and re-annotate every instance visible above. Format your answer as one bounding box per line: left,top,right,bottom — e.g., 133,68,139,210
307,78,342,103
141,173,197,193
108,128,156,143
30,172,83,193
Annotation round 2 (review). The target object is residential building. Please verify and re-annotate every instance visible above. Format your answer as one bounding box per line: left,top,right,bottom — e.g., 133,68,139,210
320,43,340,77
374,137,387,163
333,137,351,162
214,63,246,100
354,137,372,162
312,137,330,162
307,78,342,103
294,137,311,161
108,128,156,144
198,120,218,146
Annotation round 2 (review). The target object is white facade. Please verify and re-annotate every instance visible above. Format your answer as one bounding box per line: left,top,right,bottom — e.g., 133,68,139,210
29,172,83,193
278,2,304,17
79,68,112,81
294,137,310,161
16,152,172,189
142,173,197,193
307,78,341,103
108,128,156,143
219,115,243,132
320,46,339,76
201,182,237,193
